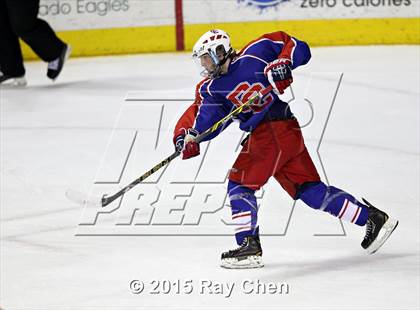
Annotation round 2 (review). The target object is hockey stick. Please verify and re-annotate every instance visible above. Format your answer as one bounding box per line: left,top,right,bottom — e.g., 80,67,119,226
66,85,272,207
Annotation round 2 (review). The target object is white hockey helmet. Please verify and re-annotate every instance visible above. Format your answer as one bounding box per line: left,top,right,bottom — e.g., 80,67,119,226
192,29,233,78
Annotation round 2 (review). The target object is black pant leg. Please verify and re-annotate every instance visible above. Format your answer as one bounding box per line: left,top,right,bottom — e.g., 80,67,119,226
6,0,65,62
0,0,25,76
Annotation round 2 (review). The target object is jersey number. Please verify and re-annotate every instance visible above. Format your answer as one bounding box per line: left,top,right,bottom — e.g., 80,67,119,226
227,82,273,112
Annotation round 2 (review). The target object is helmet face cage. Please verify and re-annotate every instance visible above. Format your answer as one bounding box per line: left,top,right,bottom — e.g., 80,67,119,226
192,29,233,79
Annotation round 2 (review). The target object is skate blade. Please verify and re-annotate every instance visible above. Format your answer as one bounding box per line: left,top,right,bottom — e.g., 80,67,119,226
65,188,102,207
0,77,27,88
366,217,399,255
12,77,27,87
221,255,264,269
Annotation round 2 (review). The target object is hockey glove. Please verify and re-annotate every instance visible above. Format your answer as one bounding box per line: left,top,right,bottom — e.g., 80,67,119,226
174,134,185,153
174,128,200,160
264,58,293,95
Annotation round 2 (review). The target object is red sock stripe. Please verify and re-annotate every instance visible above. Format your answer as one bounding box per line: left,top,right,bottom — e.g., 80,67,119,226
232,212,251,220
338,200,349,219
351,207,361,223
235,225,252,232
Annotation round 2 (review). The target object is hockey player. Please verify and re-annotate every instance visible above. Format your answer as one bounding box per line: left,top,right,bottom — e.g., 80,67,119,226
173,29,398,269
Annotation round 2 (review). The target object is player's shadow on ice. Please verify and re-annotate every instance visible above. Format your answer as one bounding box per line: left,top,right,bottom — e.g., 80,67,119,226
259,252,415,281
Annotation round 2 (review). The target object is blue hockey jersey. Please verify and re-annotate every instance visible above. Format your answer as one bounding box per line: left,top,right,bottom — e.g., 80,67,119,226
174,31,311,142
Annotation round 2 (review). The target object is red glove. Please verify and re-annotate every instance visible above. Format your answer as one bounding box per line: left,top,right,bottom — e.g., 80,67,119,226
264,58,293,95
183,140,200,160
174,128,200,160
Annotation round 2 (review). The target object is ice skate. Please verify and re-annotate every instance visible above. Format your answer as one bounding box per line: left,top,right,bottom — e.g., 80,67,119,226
0,71,27,87
221,235,264,269
361,198,399,254
47,44,72,80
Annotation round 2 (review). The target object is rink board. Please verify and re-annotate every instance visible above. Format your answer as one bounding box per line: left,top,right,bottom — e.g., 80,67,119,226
21,17,420,59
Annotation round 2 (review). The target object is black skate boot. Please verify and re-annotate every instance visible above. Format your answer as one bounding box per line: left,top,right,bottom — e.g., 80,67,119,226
361,198,398,254
221,235,263,269
47,44,72,80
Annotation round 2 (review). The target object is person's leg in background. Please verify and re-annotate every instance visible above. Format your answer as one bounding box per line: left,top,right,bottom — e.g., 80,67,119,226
5,0,71,80
0,0,27,85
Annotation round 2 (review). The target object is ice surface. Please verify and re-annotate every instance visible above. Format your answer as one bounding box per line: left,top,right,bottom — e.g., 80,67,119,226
1,46,419,309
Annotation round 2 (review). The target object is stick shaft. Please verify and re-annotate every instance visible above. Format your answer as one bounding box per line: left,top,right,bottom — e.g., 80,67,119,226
102,151,180,206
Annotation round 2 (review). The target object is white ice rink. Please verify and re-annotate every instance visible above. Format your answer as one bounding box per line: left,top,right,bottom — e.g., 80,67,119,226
1,46,419,310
